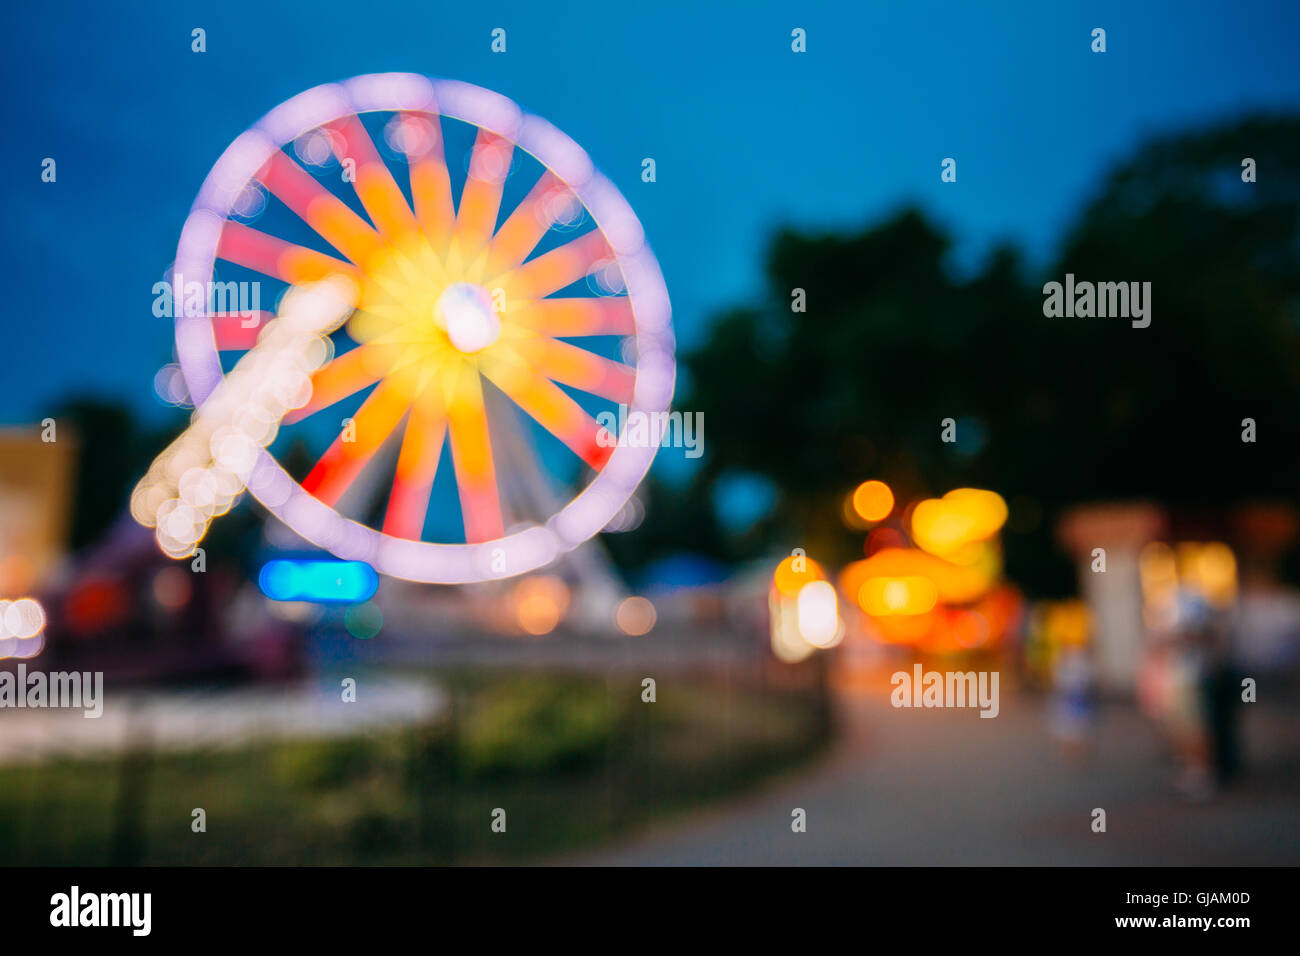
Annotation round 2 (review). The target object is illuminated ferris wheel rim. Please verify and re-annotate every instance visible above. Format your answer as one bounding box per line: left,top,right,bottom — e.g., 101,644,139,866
172,73,675,584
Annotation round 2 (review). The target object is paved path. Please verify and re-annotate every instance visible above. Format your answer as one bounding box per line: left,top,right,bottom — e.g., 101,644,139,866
571,688,1300,865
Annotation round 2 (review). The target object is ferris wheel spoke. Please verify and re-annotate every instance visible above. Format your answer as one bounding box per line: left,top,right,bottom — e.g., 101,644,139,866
300,376,412,506
406,113,457,255
218,221,362,285
453,130,514,265
509,337,636,405
479,357,613,471
255,150,387,269
282,343,399,424
482,171,565,280
382,386,448,540
446,371,505,543
325,115,421,242
508,297,635,337
211,311,274,350
501,229,611,300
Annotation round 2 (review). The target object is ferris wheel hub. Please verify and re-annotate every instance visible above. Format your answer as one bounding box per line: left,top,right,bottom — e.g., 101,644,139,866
435,282,500,354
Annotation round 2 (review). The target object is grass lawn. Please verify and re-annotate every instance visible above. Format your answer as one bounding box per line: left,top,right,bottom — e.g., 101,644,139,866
0,669,832,864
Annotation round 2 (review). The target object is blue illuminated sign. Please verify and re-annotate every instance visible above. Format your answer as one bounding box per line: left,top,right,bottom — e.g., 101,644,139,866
258,560,379,604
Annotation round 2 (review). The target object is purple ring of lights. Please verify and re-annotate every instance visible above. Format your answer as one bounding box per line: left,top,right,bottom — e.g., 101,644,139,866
173,73,675,584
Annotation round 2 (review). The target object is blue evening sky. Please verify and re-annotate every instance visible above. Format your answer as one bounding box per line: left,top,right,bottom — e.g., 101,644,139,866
3,0,1298,429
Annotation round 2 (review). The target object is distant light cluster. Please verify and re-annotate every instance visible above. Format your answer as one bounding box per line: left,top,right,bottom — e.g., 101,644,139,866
0,597,46,660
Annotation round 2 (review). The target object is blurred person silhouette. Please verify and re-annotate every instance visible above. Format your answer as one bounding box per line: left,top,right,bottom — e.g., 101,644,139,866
1138,593,1213,800
1049,643,1095,761
1168,593,1220,800
1203,599,1242,786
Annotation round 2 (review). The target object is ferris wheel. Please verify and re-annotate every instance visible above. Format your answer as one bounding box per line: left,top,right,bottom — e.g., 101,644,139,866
164,73,674,584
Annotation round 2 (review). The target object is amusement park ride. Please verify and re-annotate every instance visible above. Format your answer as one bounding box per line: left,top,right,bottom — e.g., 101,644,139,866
131,74,674,613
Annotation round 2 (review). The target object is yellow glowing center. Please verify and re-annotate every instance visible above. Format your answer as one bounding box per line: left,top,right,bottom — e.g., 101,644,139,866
342,238,528,406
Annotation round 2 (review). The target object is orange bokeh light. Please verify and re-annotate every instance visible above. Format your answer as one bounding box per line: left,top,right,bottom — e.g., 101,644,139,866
852,480,895,523
513,575,571,635
615,596,657,636
773,553,825,597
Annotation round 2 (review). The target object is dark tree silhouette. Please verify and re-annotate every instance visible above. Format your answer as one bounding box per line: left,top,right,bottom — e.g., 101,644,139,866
648,116,1300,596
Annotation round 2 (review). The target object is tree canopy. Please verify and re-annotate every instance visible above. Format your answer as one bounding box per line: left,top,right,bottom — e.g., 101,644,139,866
625,116,1300,596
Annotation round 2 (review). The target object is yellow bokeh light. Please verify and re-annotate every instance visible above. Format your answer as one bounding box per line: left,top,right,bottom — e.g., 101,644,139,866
1141,541,1238,611
910,488,1007,558
841,545,997,609
1043,600,1091,647
1175,541,1238,609
858,575,938,616
1140,541,1177,596
1194,542,1238,608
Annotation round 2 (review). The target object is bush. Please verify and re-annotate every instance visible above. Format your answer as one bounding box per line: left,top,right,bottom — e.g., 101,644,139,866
458,677,629,779
273,737,377,789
